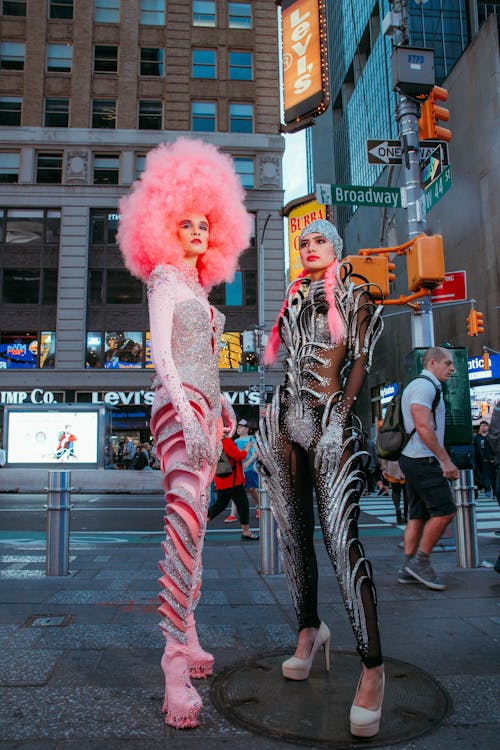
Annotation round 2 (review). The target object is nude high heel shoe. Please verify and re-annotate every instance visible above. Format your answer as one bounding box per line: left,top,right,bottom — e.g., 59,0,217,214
282,622,331,680
186,613,214,679
349,668,385,738
161,640,202,728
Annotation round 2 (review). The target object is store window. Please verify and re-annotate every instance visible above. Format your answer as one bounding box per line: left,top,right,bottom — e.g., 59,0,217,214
93,154,119,184
192,48,216,78
209,270,255,308
193,0,215,26
95,0,119,23
0,152,19,183
2,270,40,304
3,208,61,245
228,50,253,80
89,208,118,244
233,157,254,189
36,152,63,184
191,101,216,131
140,0,164,25
44,98,69,127
2,1,26,16
47,43,72,72
138,100,162,129
49,0,73,19
140,47,163,75
0,98,21,126
106,270,143,304
94,45,118,73
42,268,58,304
0,41,25,71
135,154,146,179
91,99,116,128
228,2,252,28
229,102,253,133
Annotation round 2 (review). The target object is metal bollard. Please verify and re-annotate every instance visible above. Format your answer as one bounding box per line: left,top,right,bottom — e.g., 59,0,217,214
259,485,282,575
453,468,478,568
46,470,72,576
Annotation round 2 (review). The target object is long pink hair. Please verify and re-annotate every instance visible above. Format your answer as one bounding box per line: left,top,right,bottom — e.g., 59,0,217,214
117,138,252,290
264,260,346,365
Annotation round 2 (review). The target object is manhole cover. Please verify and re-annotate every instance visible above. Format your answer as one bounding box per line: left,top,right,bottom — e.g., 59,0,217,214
211,650,450,748
24,614,73,627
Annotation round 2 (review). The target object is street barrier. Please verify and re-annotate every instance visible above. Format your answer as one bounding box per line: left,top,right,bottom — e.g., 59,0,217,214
259,484,282,576
453,469,478,568
45,470,72,576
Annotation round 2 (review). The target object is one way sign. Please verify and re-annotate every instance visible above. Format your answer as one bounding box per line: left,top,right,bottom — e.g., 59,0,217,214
367,139,449,166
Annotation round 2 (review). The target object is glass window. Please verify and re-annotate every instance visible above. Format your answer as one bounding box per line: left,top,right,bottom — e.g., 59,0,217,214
93,154,119,184
95,0,119,23
47,43,72,72
86,332,102,368
0,97,21,126
44,98,69,127
88,269,103,303
0,332,38,369
0,42,25,71
233,157,254,189
0,152,19,183
191,101,216,131
229,102,253,133
193,0,215,26
2,270,40,304
245,270,257,306
225,271,243,305
104,331,143,368
228,2,252,29
229,50,252,80
91,99,116,128
49,0,73,19
138,100,162,129
2,1,26,16
135,154,146,179
140,47,164,75
89,209,119,243
5,208,60,244
40,332,56,368
192,48,216,78
42,269,58,304
106,273,143,304
94,45,118,73
36,152,63,184
140,0,164,25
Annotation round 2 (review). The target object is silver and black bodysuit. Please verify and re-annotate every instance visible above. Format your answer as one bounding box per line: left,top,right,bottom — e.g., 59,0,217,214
256,264,384,667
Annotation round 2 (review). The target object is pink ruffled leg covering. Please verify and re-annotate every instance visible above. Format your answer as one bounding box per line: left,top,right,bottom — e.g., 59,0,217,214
152,402,215,728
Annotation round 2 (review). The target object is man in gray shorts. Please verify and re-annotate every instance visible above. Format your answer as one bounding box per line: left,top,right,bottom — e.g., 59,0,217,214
398,347,459,590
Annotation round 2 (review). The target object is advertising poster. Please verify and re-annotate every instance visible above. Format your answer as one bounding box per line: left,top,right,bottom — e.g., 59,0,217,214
104,332,143,368
0,334,38,369
286,198,331,281
219,332,242,369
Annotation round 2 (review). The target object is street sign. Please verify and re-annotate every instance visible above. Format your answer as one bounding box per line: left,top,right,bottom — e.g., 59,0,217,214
366,139,449,166
431,270,467,304
316,183,402,208
420,163,452,213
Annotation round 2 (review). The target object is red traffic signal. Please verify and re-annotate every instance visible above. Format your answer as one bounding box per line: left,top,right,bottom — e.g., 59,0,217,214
418,86,452,142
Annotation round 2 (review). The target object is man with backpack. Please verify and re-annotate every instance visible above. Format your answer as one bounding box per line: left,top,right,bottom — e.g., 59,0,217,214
397,346,458,590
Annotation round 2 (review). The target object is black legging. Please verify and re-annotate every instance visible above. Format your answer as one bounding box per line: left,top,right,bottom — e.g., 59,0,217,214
208,483,250,525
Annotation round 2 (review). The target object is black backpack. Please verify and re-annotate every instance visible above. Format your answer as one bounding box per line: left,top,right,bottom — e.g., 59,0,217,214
376,375,441,460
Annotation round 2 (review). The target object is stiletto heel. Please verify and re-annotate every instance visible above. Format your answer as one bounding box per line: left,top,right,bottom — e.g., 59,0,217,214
282,622,331,680
349,668,385,738
186,613,214,679
161,640,202,728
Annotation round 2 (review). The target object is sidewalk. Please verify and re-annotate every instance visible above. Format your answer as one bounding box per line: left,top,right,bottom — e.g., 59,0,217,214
0,520,499,749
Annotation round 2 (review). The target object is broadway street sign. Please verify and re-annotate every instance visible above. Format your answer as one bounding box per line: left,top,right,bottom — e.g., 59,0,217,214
366,139,449,166
316,182,402,208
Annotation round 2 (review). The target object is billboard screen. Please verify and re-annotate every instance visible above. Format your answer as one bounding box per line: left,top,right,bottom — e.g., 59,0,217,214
3,406,102,467
286,197,331,281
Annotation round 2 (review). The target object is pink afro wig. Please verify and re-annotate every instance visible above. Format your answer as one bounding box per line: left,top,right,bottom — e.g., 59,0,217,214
117,138,252,290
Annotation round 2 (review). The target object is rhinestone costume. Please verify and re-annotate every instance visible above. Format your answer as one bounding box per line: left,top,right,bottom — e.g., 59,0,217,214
148,264,227,644
256,263,384,666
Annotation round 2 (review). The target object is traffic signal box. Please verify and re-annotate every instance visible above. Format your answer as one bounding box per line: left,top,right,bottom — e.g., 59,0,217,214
483,352,490,370
406,234,445,291
344,255,395,298
466,310,485,336
418,86,452,142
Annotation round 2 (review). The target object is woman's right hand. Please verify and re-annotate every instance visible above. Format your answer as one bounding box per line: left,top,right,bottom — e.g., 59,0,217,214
183,417,213,470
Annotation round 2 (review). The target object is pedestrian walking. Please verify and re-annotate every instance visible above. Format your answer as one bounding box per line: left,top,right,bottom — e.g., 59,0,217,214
398,346,459,590
474,420,496,496
235,418,260,517
380,459,408,524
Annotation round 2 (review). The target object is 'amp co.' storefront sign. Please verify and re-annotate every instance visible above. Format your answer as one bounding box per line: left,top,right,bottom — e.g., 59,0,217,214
0,389,263,406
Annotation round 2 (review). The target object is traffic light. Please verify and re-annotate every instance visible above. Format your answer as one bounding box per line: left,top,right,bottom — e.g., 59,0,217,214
344,255,392,298
466,309,485,336
483,352,490,370
406,234,445,292
475,311,485,334
418,86,452,142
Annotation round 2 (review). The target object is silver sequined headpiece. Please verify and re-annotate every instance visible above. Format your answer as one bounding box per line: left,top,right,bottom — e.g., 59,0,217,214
299,220,343,259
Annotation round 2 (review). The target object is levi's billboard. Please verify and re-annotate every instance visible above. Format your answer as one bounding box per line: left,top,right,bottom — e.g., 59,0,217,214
280,0,330,131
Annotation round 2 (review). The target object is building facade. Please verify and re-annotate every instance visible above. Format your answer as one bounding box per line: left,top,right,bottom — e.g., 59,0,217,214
0,0,285,456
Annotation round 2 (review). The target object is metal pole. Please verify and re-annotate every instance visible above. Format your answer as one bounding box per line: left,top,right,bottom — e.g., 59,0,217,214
258,213,282,575
46,470,72,576
453,469,479,568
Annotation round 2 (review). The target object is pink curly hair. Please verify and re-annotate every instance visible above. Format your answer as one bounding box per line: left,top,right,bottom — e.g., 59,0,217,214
117,138,252,290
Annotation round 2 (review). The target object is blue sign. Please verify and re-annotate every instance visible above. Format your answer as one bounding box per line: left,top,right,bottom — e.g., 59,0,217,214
468,353,500,381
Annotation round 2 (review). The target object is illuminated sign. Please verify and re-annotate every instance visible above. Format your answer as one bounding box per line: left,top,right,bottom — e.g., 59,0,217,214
286,197,330,281
280,0,330,131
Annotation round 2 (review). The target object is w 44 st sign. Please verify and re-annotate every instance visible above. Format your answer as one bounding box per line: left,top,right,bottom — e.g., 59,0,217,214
418,165,452,216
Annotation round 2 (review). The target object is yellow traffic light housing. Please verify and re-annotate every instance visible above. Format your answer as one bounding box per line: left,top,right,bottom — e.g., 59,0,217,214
475,311,485,334
466,310,477,336
418,86,452,142
406,234,445,292
343,255,393,298
483,352,490,370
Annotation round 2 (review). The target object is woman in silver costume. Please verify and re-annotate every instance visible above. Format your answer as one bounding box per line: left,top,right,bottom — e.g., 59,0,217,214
117,138,251,728
256,219,385,738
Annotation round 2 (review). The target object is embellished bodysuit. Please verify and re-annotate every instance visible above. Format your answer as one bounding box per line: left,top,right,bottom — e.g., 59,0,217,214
256,264,384,667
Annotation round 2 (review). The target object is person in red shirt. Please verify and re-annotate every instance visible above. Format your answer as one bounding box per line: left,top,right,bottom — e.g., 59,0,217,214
208,436,259,540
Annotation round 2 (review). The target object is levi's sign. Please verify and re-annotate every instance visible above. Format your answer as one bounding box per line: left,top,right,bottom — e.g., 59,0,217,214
316,183,402,208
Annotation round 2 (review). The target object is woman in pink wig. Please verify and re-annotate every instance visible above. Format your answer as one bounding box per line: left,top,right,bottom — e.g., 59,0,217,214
118,138,251,728
256,220,385,738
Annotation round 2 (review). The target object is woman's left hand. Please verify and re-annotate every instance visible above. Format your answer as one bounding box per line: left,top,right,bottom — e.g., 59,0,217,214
220,395,237,437
314,414,344,476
